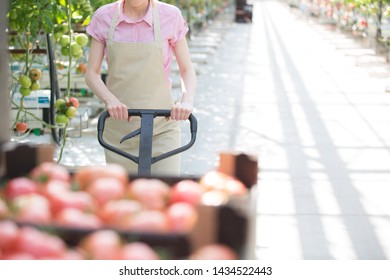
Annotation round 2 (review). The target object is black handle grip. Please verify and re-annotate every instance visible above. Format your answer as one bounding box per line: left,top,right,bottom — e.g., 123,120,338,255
97,109,197,169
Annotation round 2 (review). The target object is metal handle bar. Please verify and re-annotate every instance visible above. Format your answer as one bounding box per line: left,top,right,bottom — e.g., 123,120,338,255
97,109,197,175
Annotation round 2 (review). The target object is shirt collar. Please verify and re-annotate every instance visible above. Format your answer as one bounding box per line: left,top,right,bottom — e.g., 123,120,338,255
118,0,153,26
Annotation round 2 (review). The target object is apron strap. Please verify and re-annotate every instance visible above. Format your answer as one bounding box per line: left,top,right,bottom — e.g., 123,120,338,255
108,0,162,47
151,1,162,47
108,4,120,43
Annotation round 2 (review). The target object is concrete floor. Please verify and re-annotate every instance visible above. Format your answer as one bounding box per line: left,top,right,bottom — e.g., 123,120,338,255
184,0,390,260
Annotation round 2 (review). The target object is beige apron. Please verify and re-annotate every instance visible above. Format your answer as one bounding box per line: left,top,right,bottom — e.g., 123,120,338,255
103,1,181,176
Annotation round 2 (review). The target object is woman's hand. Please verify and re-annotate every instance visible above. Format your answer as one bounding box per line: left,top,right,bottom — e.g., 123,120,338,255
106,99,129,120
170,101,193,121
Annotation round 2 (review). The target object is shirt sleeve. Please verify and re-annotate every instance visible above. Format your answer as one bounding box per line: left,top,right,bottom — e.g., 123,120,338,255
170,9,189,47
86,8,106,43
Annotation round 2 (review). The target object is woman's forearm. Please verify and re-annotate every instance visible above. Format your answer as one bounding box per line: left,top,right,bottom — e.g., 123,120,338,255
180,66,196,105
169,65,196,121
85,71,118,106
85,71,128,120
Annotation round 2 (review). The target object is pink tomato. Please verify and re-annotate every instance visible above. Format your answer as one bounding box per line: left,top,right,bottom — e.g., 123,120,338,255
0,220,19,251
116,242,159,260
50,190,96,214
169,180,205,206
68,97,80,108
87,177,125,205
99,199,142,228
73,164,128,190
55,208,102,229
127,178,170,210
3,177,38,199
29,162,70,183
42,179,72,195
80,230,122,260
166,202,198,233
12,193,52,224
126,209,169,233
14,226,66,259
189,244,238,260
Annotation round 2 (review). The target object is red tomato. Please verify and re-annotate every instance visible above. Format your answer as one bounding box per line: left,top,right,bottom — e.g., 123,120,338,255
12,193,52,224
14,226,66,259
99,199,142,228
55,208,102,229
68,97,80,108
80,230,122,260
87,177,125,205
73,164,128,190
15,122,28,133
0,220,19,251
166,202,198,233
3,177,38,199
169,180,205,206
0,198,8,219
189,244,238,260
29,162,70,183
116,242,159,260
76,63,87,74
127,178,170,210
126,209,169,233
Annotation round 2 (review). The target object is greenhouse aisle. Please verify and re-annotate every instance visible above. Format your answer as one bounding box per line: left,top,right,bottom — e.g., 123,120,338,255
183,0,390,259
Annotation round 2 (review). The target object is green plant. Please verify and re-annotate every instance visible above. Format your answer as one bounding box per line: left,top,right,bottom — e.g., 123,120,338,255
8,0,93,163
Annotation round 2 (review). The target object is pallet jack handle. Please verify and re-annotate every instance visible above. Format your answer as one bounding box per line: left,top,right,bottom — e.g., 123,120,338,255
97,109,197,175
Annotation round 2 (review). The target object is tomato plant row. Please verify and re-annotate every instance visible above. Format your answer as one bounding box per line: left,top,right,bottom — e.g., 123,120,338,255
7,0,93,162
295,0,390,40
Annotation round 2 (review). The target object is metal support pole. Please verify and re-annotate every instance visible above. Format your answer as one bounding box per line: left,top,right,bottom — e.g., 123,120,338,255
0,0,9,176
0,1,9,144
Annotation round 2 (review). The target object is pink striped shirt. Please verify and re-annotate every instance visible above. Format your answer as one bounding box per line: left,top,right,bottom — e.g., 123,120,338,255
86,0,189,83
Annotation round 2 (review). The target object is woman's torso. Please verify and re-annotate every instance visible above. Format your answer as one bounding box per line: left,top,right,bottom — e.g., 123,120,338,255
86,0,189,85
